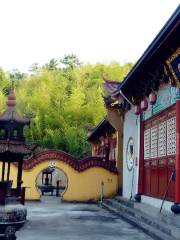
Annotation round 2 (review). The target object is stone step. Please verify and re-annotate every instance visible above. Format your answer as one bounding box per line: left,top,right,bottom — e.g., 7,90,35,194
114,196,135,208
115,196,180,228
102,198,180,240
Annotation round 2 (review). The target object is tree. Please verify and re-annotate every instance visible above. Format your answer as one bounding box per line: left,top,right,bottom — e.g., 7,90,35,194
60,54,82,69
9,69,25,81
29,63,40,73
43,58,59,71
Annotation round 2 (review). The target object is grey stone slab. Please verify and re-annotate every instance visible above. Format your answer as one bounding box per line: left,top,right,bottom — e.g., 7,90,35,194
102,202,173,240
16,196,154,240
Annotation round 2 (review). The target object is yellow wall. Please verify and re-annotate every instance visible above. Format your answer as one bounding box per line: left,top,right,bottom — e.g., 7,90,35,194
2,160,118,202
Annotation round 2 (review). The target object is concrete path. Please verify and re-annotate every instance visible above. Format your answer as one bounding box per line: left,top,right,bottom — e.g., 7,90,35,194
16,196,154,240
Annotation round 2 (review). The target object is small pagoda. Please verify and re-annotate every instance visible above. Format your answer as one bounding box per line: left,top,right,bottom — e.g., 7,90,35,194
0,84,32,239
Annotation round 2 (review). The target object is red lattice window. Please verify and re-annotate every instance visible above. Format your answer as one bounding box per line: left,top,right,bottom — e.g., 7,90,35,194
143,105,176,201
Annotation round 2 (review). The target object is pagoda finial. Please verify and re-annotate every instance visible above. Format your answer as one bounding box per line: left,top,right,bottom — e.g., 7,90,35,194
12,80,14,90
7,82,16,108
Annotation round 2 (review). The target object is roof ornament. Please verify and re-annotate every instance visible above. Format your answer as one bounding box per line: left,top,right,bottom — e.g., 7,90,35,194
102,73,125,106
164,47,180,87
102,73,120,96
0,80,30,124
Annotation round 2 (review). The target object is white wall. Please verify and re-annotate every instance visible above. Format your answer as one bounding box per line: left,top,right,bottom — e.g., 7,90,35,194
123,109,140,199
141,195,172,212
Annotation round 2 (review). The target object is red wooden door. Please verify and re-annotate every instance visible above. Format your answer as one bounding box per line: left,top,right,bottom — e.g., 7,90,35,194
143,105,176,201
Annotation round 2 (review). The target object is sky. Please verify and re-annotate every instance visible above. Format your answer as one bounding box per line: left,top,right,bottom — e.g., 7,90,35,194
0,0,179,72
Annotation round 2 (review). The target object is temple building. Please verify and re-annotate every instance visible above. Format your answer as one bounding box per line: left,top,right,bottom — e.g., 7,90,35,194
104,6,180,213
87,118,117,162
87,114,124,194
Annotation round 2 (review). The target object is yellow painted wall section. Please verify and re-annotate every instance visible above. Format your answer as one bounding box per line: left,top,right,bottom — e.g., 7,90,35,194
1,161,118,202
0,162,18,188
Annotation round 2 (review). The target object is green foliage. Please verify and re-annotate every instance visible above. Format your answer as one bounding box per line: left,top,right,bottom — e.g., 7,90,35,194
60,54,82,69
43,58,59,71
0,68,10,97
0,59,132,158
9,69,26,81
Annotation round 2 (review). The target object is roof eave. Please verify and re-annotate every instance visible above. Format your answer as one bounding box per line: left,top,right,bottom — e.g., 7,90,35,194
86,117,108,141
118,5,180,91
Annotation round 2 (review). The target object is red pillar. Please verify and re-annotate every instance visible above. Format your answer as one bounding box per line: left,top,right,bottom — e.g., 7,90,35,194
175,99,180,203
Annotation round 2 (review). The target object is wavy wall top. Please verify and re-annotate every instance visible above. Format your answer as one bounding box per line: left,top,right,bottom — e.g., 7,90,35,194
22,149,118,173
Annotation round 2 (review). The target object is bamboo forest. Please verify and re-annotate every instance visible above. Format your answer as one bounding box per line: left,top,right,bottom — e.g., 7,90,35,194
0,55,132,158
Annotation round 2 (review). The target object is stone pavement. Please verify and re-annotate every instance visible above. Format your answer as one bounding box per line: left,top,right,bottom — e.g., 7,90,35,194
16,196,155,240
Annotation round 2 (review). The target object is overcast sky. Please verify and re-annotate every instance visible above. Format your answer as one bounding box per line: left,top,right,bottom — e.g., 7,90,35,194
0,0,179,72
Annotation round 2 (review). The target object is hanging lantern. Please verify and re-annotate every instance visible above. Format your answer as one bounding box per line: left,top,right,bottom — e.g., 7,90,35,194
134,105,141,115
140,97,148,111
149,92,157,105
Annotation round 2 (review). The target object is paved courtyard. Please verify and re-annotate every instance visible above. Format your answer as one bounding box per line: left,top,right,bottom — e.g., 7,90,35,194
16,196,154,240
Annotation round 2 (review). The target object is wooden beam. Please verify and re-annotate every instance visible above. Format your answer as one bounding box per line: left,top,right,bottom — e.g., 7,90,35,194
2,160,5,181
7,161,11,181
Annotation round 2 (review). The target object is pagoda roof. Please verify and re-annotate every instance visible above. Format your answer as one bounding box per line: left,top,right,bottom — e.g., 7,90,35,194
0,110,30,124
0,87,30,124
0,140,32,155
